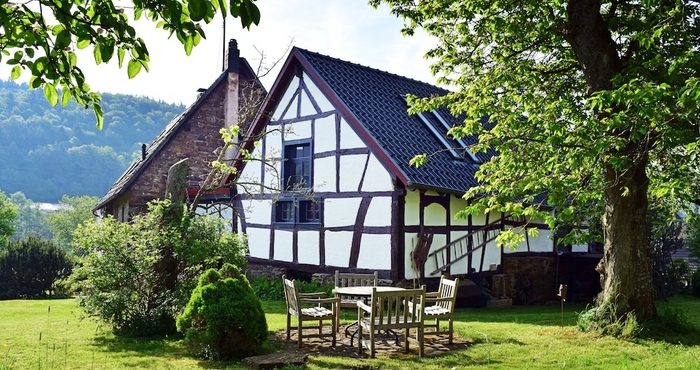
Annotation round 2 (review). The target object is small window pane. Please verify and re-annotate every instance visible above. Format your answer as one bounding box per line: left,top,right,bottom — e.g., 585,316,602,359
300,201,320,223
276,201,294,222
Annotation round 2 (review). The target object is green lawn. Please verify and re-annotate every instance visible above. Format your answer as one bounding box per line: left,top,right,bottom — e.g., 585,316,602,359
1,297,700,369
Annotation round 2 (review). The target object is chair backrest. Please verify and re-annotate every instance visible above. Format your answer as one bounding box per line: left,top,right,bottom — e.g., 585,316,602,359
436,277,459,311
282,275,300,315
334,270,378,288
366,286,426,329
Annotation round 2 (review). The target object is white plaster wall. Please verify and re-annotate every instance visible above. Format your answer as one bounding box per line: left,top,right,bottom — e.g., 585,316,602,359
325,231,353,267
299,89,317,117
470,243,485,272
314,115,336,153
424,233,447,278
313,156,335,192
424,203,446,226
241,199,272,225
404,232,419,279
482,244,502,271
356,234,392,270
339,155,367,192
274,230,294,262
246,227,270,259
450,195,469,226
339,118,366,149
503,228,552,253
471,212,486,226
529,229,553,252
297,231,320,265
572,244,589,253
272,76,300,121
364,196,392,226
284,120,312,141
360,155,394,192
449,231,470,275
324,198,362,228
303,72,334,113
404,191,420,226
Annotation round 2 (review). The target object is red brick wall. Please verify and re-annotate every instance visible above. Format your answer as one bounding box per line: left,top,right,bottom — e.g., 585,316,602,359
127,79,227,211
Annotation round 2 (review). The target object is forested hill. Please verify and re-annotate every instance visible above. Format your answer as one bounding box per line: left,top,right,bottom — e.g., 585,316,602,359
0,79,186,203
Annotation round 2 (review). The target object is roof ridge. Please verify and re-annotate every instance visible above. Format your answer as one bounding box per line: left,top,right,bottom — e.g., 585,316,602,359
293,47,448,95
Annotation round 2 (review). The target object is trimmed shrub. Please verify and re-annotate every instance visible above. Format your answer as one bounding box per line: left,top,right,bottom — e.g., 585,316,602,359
0,235,72,299
177,264,268,360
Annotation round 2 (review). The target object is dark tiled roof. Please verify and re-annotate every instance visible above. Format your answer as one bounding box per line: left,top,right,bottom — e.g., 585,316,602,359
296,48,489,194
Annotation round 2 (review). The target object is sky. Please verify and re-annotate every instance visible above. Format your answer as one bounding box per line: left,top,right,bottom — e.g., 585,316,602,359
5,1,440,107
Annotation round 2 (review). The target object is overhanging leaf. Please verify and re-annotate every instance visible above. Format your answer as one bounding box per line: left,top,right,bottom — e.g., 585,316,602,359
43,83,59,106
127,59,142,79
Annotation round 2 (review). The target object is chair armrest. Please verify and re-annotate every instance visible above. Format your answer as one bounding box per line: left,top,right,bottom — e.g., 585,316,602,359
299,297,340,305
299,292,328,298
425,292,440,298
356,300,373,313
425,296,451,303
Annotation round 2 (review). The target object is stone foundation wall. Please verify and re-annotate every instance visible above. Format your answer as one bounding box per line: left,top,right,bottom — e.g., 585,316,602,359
502,255,557,304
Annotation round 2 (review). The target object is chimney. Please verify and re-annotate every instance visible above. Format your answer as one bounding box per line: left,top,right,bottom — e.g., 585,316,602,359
141,143,147,160
224,40,240,149
227,39,240,74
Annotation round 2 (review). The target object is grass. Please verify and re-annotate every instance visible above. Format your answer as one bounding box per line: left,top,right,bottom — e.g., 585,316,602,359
1,297,700,369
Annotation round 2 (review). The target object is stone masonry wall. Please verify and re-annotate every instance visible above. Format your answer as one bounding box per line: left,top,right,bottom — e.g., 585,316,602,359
502,255,558,304
128,80,226,211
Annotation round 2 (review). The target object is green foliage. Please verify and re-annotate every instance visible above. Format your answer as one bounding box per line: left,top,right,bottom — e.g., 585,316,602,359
46,195,99,253
177,263,268,360
686,215,700,264
372,0,700,322
0,80,184,203
692,269,700,298
0,189,17,245
73,199,246,337
576,302,641,339
0,235,72,300
250,276,333,301
647,204,686,299
1,0,259,127
9,191,51,240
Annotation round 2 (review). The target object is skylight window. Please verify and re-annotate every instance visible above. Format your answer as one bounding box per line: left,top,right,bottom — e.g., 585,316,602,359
402,95,479,162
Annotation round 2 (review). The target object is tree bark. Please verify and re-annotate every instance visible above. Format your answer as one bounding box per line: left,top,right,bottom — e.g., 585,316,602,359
562,0,657,321
597,150,656,321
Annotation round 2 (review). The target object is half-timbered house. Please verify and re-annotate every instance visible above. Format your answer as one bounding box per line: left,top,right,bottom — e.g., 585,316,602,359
232,48,597,303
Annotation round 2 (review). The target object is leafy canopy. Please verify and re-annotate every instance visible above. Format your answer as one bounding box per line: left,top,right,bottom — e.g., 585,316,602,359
372,0,700,245
1,0,260,129
0,189,18,245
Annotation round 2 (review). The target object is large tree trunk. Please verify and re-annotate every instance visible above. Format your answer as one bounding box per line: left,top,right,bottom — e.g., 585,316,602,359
596,152,656,321
563,0,656,321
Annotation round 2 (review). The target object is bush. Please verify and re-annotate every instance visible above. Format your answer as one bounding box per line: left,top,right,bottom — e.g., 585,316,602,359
250,276,333,301
0,235,72,299
177,264,268,360
692,269,700,297
73,200,246,337
576,302,641,338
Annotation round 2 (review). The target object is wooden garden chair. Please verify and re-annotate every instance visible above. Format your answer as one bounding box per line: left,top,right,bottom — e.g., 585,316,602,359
423,276,460,344
334,270,378,331
282,275,340,348
356,286,426,358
